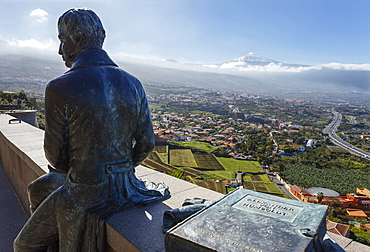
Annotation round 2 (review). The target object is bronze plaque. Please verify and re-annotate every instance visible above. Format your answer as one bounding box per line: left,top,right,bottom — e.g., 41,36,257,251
165,188,328,252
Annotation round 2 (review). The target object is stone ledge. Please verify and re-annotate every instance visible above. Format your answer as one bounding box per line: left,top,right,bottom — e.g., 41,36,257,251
326,233,370,252
107,166,223,252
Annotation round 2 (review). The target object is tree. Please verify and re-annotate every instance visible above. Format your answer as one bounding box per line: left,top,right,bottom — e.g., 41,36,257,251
317,192,324,204
281,145,296,154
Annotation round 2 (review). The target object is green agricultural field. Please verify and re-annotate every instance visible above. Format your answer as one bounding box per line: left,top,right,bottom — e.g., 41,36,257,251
154,145,167,153
193,153,225,170
244,174,273,183
281,164,370,195
157,152,168,163
148,152,163,163
170,141,216,153
170,149,198,167
265,183,283,194
259,174,272,183
204,170,235,180
217,157,263,172
327,146,350,154
244,175,252,181
148,145,282,196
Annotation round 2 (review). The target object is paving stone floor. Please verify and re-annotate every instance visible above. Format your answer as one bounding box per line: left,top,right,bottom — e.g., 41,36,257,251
0,159,27,252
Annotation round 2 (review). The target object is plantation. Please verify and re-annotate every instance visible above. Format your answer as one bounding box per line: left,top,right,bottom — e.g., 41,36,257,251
217,157,263,173
193,153,224,170
144,146,283,196
154,145,167,153
327,146,350,154
170,141,216,153
186,178,227,194
170,149,198,167
246,174,271,183
281,164,370,195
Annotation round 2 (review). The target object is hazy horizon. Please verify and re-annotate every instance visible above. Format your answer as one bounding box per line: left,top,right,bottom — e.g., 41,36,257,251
1,1,370,66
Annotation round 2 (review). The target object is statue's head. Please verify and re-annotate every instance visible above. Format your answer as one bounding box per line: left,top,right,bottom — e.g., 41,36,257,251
57,8,106,67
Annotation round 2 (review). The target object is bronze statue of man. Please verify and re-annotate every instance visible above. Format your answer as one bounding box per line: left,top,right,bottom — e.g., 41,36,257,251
14,8,169,251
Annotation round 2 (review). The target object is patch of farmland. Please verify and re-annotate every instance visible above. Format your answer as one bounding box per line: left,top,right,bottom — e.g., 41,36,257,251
170,149,198,167
205,170,235,180
243,181,255,190
147,151,163,163
251,175,263,181
189,178,227,194
154,145,167,153
217,157,263,173
143,158,199,179
182,167,204,177
254,182,268,192
241,180,283,195
142,159,172,174
193,153,225,170
265,183,283,194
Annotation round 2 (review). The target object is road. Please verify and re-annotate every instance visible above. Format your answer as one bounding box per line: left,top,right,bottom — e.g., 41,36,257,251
263,166,296,199
324,109,370,159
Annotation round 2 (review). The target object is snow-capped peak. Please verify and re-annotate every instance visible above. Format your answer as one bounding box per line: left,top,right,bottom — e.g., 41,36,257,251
202,52,282,70
225,52,279,64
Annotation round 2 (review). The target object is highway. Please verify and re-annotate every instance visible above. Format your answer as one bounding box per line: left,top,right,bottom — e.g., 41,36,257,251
324,110,370,159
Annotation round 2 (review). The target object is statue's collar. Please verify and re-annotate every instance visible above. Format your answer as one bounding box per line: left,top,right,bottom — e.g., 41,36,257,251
68,47,118,72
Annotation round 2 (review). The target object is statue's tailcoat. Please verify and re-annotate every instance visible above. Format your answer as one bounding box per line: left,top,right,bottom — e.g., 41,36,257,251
14,47,168,252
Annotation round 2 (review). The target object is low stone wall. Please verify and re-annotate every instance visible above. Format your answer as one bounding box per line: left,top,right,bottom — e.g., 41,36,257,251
0,114,223,251
0,114,48,216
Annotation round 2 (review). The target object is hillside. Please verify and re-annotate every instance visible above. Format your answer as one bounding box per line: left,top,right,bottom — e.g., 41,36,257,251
1,54,370,105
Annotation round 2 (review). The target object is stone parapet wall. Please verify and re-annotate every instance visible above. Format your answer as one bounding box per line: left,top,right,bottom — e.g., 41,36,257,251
0,113,223,251
0,114,48,216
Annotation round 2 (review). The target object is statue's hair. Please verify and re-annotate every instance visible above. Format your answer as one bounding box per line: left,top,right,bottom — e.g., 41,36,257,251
58,8,106,47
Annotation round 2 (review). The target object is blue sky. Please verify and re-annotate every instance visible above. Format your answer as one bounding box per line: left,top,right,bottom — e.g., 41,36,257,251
0,0,370,65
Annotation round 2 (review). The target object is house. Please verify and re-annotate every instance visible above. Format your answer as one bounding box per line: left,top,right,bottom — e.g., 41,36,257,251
291,187,370,212
357,188,370,197
306,139,314,147
290,185,313,202
360,134,370,140
343,209,369,221
292,145,305,152
362,223,370,233
280,145,305,153
336,193,370,210
326,220,349,237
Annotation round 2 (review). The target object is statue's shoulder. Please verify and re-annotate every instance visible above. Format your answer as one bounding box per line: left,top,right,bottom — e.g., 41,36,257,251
115,67,143,87
45,71,77,93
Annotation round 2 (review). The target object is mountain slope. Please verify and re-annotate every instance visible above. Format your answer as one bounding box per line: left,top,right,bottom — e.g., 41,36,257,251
1,54,370,105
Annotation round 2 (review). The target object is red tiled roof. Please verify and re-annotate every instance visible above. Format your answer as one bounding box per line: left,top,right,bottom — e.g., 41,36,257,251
326,220,349,237
290,185,310,195
347,209,368,217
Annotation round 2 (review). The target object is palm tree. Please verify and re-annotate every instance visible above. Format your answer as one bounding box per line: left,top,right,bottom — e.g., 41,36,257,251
317,192,324,204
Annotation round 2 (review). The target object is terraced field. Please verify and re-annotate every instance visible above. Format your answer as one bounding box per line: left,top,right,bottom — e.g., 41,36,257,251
217,157,263,173
154,145,167,153
187,178,227,194
193,153,225,170
143,154,200,178
170,149,198,167
144,146,283,196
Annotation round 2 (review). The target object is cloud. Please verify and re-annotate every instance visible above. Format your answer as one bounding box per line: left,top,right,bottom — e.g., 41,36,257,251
8,38,56,50
29,8,49,23
204,62,323,73
0,38,59,59
202,61,370,74
320,62,370,71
